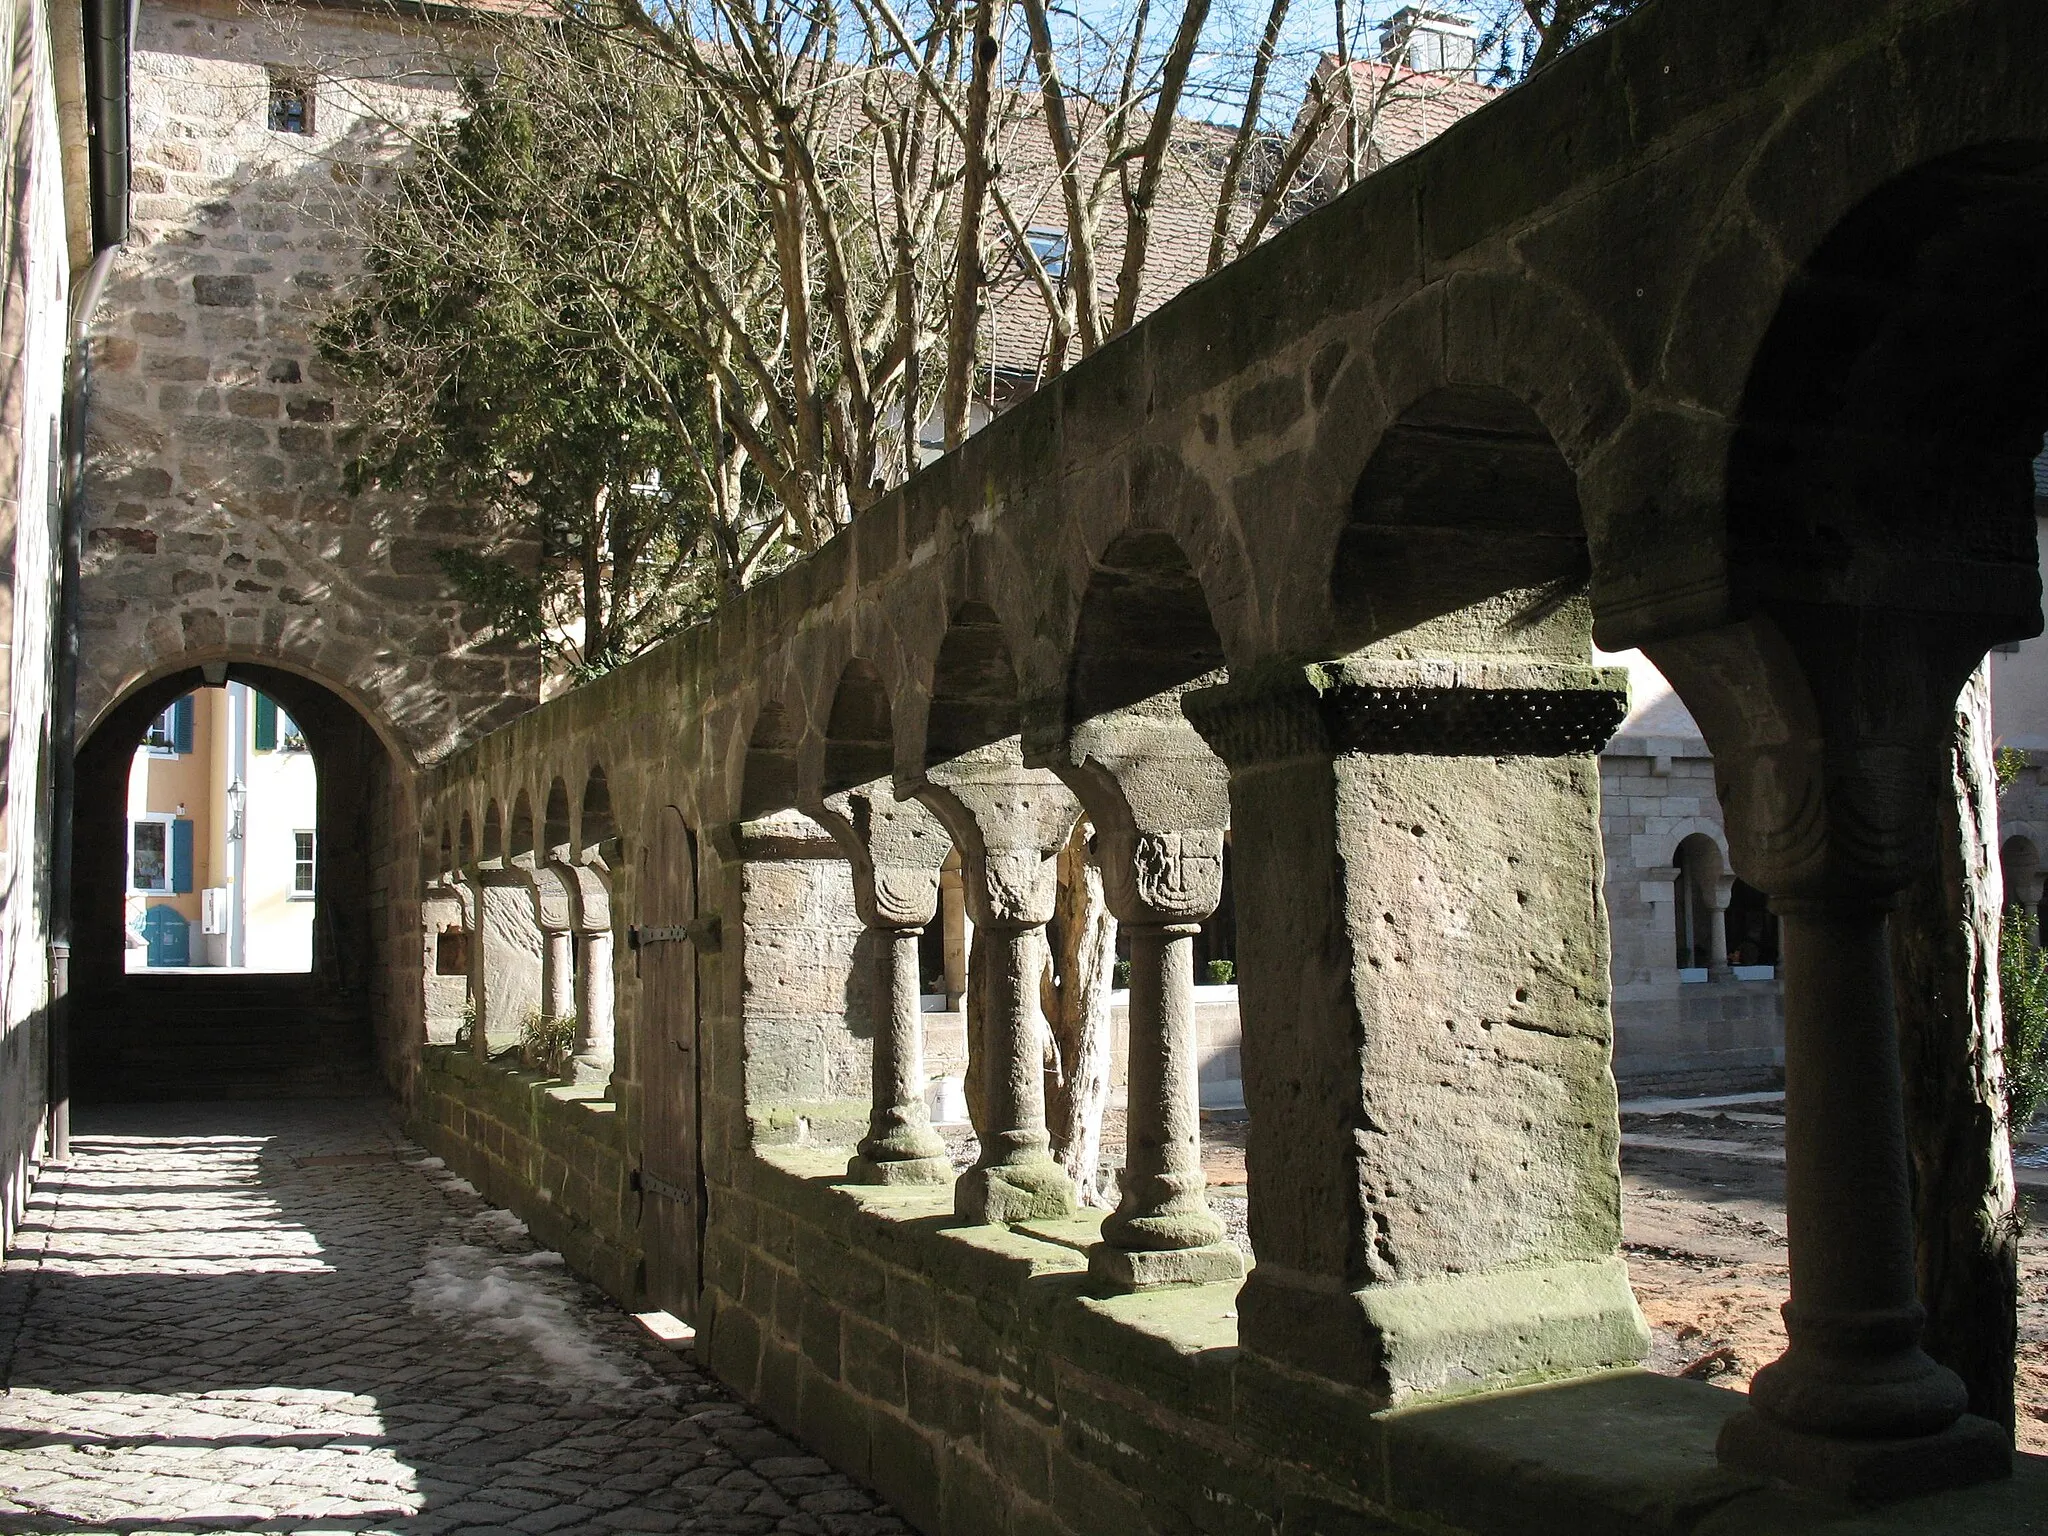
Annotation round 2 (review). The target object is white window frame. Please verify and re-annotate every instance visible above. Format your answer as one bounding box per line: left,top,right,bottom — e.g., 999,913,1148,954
141,707,179,756
130,812,176,894
291,829,316,899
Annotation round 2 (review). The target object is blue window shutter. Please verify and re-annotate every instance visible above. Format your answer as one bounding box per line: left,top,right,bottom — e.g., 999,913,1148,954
171,818,195,894
254,693,277,752
172,696,195,754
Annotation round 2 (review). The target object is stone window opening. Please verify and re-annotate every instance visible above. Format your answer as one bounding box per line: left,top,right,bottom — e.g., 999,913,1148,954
1672,834,1731,979
267,71,314,135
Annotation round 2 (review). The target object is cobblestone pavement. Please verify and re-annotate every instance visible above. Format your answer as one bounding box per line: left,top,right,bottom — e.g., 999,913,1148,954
0,1100,912,1536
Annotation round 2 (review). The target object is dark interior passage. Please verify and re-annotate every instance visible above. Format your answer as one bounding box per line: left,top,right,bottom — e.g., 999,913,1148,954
70,662,397,1100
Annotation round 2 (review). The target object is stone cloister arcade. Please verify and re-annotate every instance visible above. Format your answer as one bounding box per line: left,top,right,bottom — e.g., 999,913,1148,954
65,0,2048,1528
394,0,2048,1522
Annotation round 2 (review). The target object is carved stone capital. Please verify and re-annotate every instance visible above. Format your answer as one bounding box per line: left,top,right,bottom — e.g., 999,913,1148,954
804,784,951,929
1096,828,1224,925
1646,611,1990,898
915,750,1079,928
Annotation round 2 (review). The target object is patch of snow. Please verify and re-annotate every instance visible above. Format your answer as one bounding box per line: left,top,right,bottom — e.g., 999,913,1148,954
409,1242,638,1393
468,1208,530,1239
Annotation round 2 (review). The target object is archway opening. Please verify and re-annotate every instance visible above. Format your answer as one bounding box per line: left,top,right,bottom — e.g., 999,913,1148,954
119,683,320,974
73,661,399,1099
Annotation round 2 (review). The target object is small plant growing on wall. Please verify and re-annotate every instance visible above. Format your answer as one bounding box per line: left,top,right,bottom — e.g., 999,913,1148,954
1205,959,1236,986
454,995,476,1050
519,1009,578,1079
1113,959,1132,991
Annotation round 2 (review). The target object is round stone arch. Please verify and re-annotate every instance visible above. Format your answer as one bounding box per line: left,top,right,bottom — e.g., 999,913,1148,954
70,653,417,1098
1049,522,1232,748
1293,272,1635,661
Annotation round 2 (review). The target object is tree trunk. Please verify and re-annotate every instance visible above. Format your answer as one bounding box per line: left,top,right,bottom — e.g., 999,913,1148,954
1042,823,1117,1205
1890,661,2020,1432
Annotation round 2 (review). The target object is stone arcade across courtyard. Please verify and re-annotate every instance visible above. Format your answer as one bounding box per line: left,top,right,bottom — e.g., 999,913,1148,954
51,0,2048,1530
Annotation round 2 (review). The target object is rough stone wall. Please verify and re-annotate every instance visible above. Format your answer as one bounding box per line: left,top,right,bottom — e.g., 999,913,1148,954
0,0,89,1249
76,0,538,764
410,1043,640,1302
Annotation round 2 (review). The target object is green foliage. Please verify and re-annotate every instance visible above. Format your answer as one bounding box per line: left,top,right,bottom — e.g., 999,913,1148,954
1113,959,1132,991
319,58,751,678
519,1009,579,1079
1995,746,2029,792
454,993,476,1050
1999,907,2048,1131
1205,958,1236,986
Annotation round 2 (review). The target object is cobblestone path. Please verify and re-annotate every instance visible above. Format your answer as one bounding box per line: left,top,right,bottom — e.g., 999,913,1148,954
0,1101,911,1536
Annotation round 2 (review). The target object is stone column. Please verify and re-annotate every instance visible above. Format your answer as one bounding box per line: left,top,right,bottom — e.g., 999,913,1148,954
1649,614,2010,1499
1054,709,1242,1291
1706,873,1735,980
523,864,577,1025
555,858,614,1083
1184,657,1647,1402
805,786,953,1185
917,750,1079,1223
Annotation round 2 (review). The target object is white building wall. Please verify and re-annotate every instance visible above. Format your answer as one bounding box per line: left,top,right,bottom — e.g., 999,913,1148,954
0,0,90,1250
241,711,315,971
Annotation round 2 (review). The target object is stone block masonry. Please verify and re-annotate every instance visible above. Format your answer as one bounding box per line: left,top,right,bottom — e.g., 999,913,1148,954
411,1042,642,1304
77,0,538,764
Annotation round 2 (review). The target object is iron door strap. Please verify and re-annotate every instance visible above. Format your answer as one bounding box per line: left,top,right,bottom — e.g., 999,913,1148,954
628,917,721,952
637,1168,694,1205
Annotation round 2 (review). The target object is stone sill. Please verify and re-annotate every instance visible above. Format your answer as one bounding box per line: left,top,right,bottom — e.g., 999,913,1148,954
747,1145,2047,1534
421,1044,620,1119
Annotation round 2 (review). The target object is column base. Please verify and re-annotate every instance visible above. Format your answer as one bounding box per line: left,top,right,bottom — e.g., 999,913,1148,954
1717,1407,2011,1503
847,1152,953,1186
955,1158,1075,1224
567,1053,614,1088
1088,1239,1244,1292
1240,1256,1649,1403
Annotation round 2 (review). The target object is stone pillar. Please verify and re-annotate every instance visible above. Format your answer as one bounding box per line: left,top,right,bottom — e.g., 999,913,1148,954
522,864,577,1025
555,858,614,1083
1054,709,1242,1291
1643,863,1682,977
804,786,953,1185
917,750,1079,1223
1649,613,2011,1499
1184,658,1647,1402
1706,873,1735,980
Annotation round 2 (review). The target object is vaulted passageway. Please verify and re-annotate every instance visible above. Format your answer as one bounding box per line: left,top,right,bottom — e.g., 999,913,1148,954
70,662,409,1102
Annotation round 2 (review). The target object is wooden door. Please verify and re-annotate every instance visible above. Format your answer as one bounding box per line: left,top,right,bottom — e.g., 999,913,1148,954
639,805,703,1319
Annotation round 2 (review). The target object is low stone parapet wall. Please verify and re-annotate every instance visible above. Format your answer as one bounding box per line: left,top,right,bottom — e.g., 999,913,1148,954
409,1044,641,1303
696,1147,2048,1536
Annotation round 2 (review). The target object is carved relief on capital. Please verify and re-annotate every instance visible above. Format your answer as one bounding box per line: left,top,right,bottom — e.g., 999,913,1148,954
1099,828,1224,925
913,770,1080,929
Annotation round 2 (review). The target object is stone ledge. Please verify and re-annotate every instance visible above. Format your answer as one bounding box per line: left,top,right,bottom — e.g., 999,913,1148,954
735,1146,2048,1535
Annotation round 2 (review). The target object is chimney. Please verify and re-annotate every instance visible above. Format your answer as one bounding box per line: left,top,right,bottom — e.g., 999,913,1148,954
1377,7,1480,79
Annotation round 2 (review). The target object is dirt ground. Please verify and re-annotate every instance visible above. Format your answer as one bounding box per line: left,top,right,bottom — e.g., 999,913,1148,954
992,1099,2048,1452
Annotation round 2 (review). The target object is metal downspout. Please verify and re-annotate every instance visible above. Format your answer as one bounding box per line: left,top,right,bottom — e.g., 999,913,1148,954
48,0,133,1162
